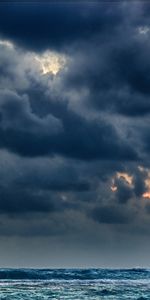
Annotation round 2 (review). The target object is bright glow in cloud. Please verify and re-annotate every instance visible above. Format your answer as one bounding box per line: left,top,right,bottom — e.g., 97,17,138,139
136,166,150,199
143,176,150,199
111,177,116,192
111,172,133,192
116,172,133,186
111,184,117,192
143,192,150,199
35,51,66,75
111,168,150,199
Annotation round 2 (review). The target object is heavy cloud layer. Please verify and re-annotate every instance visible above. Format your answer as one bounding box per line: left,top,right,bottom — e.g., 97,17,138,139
0,0,150,267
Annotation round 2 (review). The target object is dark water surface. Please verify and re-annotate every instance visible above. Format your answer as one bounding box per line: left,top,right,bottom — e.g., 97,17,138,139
0,268,150,299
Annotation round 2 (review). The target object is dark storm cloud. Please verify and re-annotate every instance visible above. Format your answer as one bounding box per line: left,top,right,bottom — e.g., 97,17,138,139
91,205,133,224
63,30,150,118
0,89,136,160
0,1,150,123
15,161,90,192
0,149,91,218
145,203,150,215
112,38,150,96
133,168,146,197
114,177,133,204
141,128,150,157
0,186,55,214
0,0,150,260
52,2,150,119
0,185,80,216
0,2,123,51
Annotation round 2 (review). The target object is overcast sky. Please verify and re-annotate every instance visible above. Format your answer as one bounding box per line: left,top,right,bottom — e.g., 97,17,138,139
0,0,150,268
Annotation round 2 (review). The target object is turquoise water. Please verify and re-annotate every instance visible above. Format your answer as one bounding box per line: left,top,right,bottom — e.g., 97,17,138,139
0,269,149,299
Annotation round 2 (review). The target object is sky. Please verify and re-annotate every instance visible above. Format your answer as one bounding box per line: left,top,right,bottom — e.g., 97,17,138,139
0,0,150,268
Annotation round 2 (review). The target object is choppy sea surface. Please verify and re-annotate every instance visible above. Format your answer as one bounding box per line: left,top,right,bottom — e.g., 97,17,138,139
0,268,150,299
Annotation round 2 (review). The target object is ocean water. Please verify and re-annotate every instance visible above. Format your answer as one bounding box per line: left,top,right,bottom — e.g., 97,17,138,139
0,269,149,299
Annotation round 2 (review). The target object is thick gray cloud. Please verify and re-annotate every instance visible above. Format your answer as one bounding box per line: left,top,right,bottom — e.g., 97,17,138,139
0,61,137,160
0,0,149,267
0,2,123,51
91,205,133,224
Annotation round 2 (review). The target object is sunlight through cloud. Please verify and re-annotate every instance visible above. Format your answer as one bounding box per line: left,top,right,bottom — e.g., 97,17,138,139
35,51,66,75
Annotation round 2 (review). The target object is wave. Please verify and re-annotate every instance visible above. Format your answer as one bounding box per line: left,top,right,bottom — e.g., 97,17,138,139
0,268,149,280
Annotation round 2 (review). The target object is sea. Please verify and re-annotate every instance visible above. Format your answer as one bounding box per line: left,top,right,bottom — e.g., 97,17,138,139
0,268,149,299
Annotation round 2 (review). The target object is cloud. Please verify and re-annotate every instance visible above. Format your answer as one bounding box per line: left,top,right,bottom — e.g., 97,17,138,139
0,2,123,51
0,89,64,156
64,36,150,118
0,187,55,214
0,1,150,267
113,176,133,204
91,205,133,225
15,159,91,192
0,83,136,161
